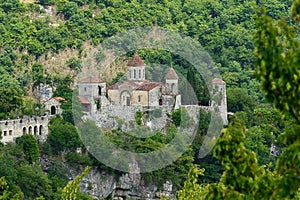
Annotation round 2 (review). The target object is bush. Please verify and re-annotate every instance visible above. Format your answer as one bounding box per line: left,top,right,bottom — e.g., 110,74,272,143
172,109,181,127
66,58,82,72
135,110,143,125
66,152,93,167
38,0,55,6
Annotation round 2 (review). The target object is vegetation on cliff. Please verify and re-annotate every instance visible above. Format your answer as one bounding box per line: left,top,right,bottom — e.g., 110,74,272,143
0,0,299,199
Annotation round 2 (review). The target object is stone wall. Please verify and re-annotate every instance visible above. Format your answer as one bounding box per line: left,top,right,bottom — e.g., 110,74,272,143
91,102,228,131
92,105,174,131
0,115,51,143
149,87,161,106
131,90,148,106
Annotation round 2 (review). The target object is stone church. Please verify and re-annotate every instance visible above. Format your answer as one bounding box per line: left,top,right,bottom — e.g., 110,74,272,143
77,54,228,126
77,54,181,113
107,54,181,107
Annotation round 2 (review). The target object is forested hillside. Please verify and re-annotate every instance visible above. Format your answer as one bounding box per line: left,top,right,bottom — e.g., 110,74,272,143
0,0,298,199
0,0,292,118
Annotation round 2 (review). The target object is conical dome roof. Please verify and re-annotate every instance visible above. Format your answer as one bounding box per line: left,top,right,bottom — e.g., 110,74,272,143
127,53,145,67
165,68,178,80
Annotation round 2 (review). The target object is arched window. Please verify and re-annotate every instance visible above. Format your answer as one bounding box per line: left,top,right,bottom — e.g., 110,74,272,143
171,83,175,93
120,91,131,106
34,126,38,135
23,127,27,135
39,125,43,135
159,99,163,106
51,106,56,115
29,126,32,134
98,86,101,96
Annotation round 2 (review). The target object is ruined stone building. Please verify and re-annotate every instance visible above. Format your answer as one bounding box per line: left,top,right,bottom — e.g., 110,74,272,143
0,97,64,143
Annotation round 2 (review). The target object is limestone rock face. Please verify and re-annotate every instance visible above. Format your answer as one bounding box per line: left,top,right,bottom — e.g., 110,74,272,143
75,166,175,200
80,169,116,199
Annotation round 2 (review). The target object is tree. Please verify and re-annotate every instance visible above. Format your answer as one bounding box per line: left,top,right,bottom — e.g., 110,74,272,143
16,134,39,164
32,63,44,89
61,166,90,200
178,1,300,199
66,58,82,73
47,117,81,155
0,176,24,200
38,0,55,6
58,2,79,20
0,69,24,118
177,165,207,200
255,1,300,197
16,164,52,200
227,87,256,113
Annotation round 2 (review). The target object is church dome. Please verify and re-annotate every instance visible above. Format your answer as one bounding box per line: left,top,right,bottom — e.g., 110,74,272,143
127,53,145,67
165,68,178,80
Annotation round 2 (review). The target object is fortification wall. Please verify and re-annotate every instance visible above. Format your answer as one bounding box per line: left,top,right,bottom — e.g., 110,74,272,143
92,105,173,130
0,115,51,143
182,105,228,125
92,104,227,131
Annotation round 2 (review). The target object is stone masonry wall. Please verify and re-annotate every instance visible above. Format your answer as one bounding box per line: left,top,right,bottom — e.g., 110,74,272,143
0,115,51,143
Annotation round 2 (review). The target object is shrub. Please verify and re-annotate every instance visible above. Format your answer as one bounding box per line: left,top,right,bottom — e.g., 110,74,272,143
135,110,143,125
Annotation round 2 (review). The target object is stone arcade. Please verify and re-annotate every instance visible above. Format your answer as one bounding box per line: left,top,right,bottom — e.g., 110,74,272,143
0,97,64,143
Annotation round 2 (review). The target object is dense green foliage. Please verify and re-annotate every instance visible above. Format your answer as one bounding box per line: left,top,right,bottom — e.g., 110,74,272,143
0,0,298,199
47,116,81,155
0,0,291,118
178,1,300,199
61,167,90,200
16,134,39,164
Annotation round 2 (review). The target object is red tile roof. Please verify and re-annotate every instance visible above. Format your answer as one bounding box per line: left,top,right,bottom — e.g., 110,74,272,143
212,78,226,85
136,82,162,91
53,97,66,101
165,68,178,80
78,96,90,104
79,76,105,83
127,54,145,67
108,80,150,90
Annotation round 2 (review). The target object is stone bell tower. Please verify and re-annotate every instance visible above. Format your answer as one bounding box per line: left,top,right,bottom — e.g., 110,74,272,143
211,78,228,125
127,53,146,81
165,68,178,95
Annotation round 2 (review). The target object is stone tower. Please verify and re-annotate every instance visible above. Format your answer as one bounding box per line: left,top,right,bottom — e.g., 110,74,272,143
127,54,146,81
165,68,179,95
211,78,228,125
77,77,107,113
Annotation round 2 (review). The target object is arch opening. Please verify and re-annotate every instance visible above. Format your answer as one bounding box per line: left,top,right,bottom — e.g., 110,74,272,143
39,125,43,135
159,99,163,106
98,86,102,96
51,106,56,115
120,91,131,106
23,127,27,135
34,126,38,135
